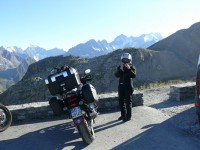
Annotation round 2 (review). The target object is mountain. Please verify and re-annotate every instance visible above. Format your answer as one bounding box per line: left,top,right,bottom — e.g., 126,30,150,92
111,33,162,49
0,47,35,93
0,45,196,105
23,45,66,61
24,46,47,61
66,33,163,58
5,45,66,61
0,45,67,93
149,22,200,68
67,39,113,58
1,21,200,105
0,46,30,71
2,33,162,60
46,48,66,57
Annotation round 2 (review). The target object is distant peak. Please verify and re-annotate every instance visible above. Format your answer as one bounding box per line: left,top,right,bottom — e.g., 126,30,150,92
117,34,127,38
29,44,39,48
114,34,127,41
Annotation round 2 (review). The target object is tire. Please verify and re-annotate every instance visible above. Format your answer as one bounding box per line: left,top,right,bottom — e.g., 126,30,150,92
77,119,95,144
0,104,12,132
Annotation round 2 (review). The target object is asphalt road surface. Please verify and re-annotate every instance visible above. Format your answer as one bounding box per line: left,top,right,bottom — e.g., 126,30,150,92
0,106,200,150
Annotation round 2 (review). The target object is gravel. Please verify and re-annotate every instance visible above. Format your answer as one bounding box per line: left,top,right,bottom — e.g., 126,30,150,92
141,85,200,136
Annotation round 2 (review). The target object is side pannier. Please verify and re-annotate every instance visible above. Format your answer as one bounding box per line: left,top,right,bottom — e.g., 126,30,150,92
45,67,81,95
82,84,98,104
49,97,65,116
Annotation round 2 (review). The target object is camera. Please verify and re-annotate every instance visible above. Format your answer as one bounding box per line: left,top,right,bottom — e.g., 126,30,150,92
122,58,130,63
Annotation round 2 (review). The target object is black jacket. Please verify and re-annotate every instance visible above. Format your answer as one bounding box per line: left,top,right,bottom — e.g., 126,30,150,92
115,64,136,89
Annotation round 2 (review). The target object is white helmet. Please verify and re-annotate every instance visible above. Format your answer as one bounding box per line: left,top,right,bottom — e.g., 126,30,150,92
121,53,132,63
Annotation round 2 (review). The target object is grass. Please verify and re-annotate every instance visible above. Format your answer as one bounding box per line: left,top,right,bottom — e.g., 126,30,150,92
135,79,194,90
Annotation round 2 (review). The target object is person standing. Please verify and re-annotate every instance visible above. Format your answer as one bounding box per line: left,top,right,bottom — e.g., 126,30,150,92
115,53,136,122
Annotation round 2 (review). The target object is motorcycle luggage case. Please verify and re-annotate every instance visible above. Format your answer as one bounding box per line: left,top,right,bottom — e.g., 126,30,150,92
49,97,65,116
82,84,98,104
45,67,81,95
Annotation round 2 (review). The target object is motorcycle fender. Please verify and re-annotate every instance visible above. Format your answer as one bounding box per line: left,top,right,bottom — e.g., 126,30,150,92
73,116,85,126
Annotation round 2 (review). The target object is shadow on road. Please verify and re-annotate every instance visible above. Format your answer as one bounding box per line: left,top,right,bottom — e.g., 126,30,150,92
10,116,67,127
1,98,200,150
94,120,124,133
0,121,87,150
0,116,125,150
112,107,200,150
150,98,194,109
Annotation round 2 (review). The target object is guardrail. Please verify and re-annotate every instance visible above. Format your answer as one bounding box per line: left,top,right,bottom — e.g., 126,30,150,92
7,92,143,122
6,82,196,122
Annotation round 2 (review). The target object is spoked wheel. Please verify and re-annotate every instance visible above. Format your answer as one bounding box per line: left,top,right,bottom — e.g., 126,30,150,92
0,104,12,132
77,118,95,144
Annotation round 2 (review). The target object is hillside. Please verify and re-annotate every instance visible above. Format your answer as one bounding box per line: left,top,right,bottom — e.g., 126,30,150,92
67,33,162,57
149,22,200,67
0,33,161,93
1,21,200,105
0,47,35,93
0,47,196,105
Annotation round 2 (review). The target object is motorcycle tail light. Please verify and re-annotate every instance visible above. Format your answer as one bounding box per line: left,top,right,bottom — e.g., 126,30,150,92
195,102,200,107
65,97,77,102
70,103,76,107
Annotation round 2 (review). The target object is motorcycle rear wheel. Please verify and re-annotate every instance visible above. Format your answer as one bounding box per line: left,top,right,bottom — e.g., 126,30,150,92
77,119,95,144
0,104,12,132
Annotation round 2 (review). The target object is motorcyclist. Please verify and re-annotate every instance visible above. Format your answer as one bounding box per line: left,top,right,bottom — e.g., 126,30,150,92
115,52,136,122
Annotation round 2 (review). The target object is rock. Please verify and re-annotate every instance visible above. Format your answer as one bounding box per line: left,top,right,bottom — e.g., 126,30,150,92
169,82,195,101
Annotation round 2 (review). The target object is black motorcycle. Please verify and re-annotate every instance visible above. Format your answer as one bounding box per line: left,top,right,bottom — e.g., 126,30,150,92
0,104,12,132
45,66,98,144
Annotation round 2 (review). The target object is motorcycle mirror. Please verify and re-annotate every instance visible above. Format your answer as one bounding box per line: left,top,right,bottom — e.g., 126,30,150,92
85,69,91,74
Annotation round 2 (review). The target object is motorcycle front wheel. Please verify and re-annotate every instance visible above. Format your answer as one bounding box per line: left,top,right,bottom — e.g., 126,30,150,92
77,119,95,144
0,104,12,132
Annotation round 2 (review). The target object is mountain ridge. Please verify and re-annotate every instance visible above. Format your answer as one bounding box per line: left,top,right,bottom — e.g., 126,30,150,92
1,22,200,105
2,33,162,60
67,33,162,57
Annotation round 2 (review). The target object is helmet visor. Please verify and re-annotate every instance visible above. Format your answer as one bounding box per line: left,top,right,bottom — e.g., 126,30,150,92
122,58,131,63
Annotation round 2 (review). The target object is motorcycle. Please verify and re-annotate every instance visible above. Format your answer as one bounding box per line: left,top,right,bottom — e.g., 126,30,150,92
45,66,98,144
0,104,12,132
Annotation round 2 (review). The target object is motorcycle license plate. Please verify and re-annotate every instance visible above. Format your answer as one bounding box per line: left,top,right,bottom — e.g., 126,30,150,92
70,106,82,119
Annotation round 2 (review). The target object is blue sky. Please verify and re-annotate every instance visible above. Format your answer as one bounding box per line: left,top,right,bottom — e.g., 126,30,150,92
0,0,200,50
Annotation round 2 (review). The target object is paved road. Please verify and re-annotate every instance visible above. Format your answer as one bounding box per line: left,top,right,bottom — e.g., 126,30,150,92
0,106,200,150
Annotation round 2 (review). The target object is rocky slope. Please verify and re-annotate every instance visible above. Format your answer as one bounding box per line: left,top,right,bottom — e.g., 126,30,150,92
0,47,35,93
67,33,162,57
1,21,200,105
0,47,196,105
149,22,200,67
0,33,161,93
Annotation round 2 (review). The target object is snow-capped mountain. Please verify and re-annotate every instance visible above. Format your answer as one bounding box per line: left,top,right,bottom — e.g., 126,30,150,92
24,45,47,61
66,33,163,57
3,33,162,60
67,39,113,57
0,32,162,93
0,46,26,70
6,46,24,53
5,45,66,61
110,33,162,49
0,46,35,93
